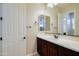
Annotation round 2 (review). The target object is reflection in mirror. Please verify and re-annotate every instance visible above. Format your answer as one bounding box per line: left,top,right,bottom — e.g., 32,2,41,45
38,15,45,31
57,3,79,36
63,12,75,35
58,11,75,36
38,3,79,36
38,15,50,31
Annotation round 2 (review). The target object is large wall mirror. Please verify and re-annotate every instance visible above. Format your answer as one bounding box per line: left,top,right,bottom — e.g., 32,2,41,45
37,3,79,36
57,3,79,36
38,15,50,31
58,11,75,36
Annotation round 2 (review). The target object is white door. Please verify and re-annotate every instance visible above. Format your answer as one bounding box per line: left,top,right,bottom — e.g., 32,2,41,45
2,4,27,56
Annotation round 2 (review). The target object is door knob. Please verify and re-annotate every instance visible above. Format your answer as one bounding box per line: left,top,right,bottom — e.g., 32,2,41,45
23,37,26,39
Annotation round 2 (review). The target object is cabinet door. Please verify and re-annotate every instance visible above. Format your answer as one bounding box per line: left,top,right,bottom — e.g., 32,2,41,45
41,44,48,56
37,38,48,56
48,42,58,56
58,46,69,56
37,38,58,56
58,46,79,56
41,39,48,56
37,38,42,55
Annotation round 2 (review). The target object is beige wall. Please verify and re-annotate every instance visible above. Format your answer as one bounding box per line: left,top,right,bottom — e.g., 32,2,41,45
26,4,45,54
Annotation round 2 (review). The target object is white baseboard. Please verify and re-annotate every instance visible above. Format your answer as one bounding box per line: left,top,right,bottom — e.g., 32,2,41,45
26,52,38,56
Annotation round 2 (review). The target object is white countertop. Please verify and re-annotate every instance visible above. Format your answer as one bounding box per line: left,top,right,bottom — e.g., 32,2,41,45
37,33,79,52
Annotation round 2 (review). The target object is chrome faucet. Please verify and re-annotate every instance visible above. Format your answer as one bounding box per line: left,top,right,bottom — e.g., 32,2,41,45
54,35,58,39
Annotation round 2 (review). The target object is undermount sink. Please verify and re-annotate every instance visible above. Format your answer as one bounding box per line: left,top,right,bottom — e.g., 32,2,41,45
59,36,79,44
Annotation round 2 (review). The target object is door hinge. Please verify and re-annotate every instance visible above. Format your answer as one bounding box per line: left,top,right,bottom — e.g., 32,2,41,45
0,17,2,21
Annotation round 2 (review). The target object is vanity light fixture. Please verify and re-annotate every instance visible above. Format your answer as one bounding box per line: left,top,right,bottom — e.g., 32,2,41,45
47,3,58,8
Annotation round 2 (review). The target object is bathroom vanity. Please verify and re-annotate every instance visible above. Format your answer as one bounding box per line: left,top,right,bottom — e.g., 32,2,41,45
37,3,79,56
37,34,79,56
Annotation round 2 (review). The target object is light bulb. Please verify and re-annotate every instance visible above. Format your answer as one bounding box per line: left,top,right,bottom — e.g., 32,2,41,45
54,3,58,5
47,3,54,8
47,3,58,8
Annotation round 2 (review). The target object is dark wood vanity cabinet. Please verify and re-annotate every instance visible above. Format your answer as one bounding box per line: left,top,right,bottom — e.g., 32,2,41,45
58,46,79,56
37,37,57,56
37,38,48,56
37,37,79,56
47,42,58,56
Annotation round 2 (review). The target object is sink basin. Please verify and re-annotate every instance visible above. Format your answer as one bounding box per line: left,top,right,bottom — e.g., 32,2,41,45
37,34,59,40
59,36,79,44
